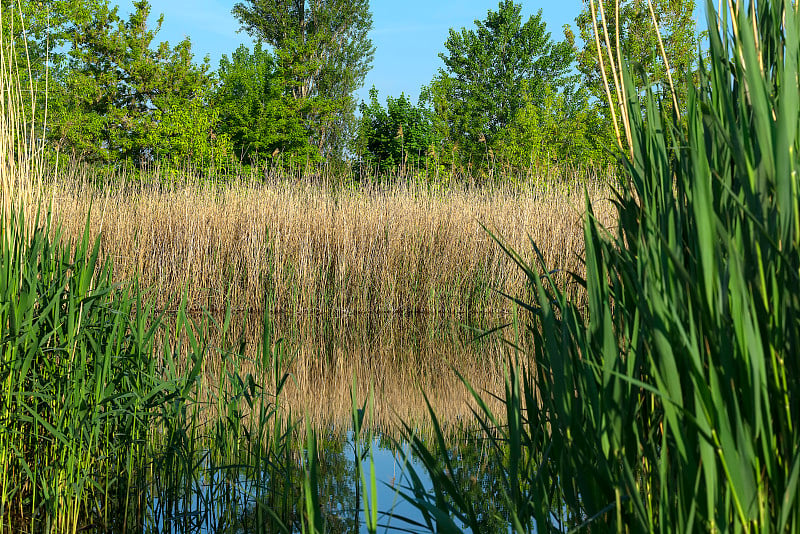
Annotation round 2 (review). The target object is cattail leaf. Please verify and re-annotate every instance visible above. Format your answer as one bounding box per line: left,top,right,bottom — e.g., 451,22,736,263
775,4,800,241
779,450,800,532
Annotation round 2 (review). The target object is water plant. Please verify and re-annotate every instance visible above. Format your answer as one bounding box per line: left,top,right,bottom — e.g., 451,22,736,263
44,171,609,317
399,0,800,530
0,202,308,533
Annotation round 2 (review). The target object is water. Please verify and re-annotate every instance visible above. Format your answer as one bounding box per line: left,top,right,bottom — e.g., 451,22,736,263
142,430,508,533
137,312,514,533
144,434,435,533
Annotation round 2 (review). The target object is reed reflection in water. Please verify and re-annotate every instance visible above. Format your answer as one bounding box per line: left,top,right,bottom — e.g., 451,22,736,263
194,311,511,436
141,311,516,533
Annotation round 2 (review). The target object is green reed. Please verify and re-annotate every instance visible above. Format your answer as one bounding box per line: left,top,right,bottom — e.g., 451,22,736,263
0,204,307,532
397,0,800,531
0,207,156,532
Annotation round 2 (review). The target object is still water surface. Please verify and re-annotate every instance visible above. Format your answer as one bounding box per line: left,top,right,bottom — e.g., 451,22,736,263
147,312,515,533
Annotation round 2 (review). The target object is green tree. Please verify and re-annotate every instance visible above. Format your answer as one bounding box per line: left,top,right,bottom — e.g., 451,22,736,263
48,0,229,168
146,92,233,170
231,0,374,160
1,0,80,79
430,0,575,165
496,83,615,170
0,0,101,140
214,42,314,164
356,87,438,173
575,0,698,121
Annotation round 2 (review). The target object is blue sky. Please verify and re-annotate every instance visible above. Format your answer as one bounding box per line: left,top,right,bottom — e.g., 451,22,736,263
140,1,584,104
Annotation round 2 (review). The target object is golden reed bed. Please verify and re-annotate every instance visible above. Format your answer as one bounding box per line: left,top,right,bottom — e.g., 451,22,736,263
45,171,615,317
177,312,512,436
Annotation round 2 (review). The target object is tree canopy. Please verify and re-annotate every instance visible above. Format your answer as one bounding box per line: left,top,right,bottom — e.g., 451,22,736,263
427,0,576,166
1,0,662,177
231,0,374,160
214,43,306,164
46,0,229,167
356,88,438,173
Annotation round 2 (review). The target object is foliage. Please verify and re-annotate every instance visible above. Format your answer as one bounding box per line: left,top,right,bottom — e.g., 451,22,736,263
0,206,304,532
214,42,314,164
0,208,165,531
46,0,228,168
575,0,699,131
0,0,100,143
400,0,800,530
429,0,575,166
231,0,375,161
146,91,234,170
495,82,616,170
356,87,439,172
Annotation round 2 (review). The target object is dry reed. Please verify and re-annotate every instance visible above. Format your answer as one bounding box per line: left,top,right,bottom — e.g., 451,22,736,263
0,4,44,226
45,170,615,317
186,312,512,437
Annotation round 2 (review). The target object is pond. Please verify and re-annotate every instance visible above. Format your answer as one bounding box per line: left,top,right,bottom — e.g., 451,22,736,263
135,312,518,533
144,429,513,534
